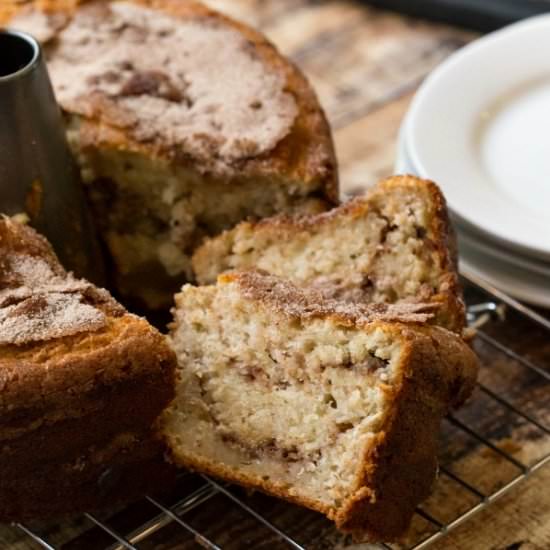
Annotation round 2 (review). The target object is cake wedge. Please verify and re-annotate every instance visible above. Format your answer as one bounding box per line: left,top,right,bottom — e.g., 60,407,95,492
0,217,176,521
193,175,464,333
161,270,478,541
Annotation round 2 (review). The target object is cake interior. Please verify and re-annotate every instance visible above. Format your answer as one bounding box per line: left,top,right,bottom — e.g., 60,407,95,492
194,183,447,306
163,278,406,510
71,140,327,309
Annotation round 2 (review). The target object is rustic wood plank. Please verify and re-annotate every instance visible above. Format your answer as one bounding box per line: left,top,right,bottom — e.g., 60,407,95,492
334,92,414,196
431,467,550,550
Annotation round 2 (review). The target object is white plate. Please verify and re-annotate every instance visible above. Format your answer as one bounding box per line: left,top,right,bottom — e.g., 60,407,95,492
459,242,550,308
397,122,550,277
404,15,550,262
395,121,550,307
395,114,413,174
457,224,550,279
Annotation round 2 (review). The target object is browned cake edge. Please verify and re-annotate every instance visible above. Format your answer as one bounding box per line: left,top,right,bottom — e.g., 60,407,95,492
0,315,175,423
332,322,478,540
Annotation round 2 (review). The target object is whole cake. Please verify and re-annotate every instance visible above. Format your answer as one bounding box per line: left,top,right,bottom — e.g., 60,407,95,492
161,270,479,541
0,217,176,521
193,175,465,333
3,0,338,310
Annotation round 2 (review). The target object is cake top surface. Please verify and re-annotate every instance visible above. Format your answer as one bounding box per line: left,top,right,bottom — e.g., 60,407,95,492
0,218,122,346
11,1,299,174
220,270,438,326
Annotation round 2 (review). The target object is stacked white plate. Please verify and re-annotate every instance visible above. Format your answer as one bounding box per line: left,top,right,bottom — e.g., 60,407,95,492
396,15,550,308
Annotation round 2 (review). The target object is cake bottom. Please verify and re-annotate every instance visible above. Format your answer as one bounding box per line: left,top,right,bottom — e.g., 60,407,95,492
0,435,175,522
0,374,175,522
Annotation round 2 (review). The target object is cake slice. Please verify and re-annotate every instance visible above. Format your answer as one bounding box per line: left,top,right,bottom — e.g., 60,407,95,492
193,175,465,333
161,270,478,541
4,0,337,310
0,217,176,521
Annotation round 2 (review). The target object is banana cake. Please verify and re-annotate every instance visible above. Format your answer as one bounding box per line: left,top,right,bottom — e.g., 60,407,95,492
3,0,338,310
0,217,176,521
1,2,477,539
193,175,465,333
161,270,478,541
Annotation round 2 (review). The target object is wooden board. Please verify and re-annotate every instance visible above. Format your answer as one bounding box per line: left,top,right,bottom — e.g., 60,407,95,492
2,1,549,549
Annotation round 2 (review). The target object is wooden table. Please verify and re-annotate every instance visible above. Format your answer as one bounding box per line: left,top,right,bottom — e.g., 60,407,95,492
3,1,550,549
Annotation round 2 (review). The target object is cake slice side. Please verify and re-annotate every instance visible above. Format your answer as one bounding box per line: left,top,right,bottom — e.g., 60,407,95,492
192,175,464,333
161,271,478,541
0,217,177,520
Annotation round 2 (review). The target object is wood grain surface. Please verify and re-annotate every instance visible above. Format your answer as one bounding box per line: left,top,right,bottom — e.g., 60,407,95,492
2,1,549,549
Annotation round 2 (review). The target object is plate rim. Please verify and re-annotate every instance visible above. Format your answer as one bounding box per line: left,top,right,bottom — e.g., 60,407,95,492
396,118,550,306
404,14,550,261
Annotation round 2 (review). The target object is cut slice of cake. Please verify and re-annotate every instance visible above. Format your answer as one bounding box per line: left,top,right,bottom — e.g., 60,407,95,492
161,270,478,541
0,217,176,521
193,175,465,333
3,0,338,310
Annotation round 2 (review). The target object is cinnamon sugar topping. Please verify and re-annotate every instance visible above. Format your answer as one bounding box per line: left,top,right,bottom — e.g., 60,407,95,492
12,1,298,174
9,9,67,44
0,220,121,345
229,270,437,325
0,291,106,346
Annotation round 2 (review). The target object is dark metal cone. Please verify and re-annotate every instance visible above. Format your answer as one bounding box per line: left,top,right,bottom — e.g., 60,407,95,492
0,29,106,285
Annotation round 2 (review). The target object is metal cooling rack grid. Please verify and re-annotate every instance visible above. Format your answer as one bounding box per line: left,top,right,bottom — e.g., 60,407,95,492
10,271,550,550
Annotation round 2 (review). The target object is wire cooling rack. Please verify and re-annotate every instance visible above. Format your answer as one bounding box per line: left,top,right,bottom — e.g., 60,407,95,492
8,271,550,550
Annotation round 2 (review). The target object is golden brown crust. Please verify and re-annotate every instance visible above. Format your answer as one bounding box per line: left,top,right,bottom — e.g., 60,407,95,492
0,218,177,521
0,315,175,424
0,327,177,521
1,0,338,200
335,324,478,539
